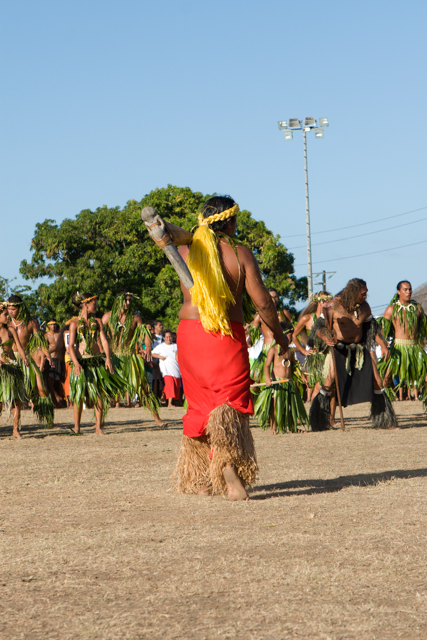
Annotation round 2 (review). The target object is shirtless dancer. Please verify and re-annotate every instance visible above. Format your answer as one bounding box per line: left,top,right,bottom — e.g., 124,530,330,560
7,295,54,424
0,303,29,438
262,323,308,434
175,195,289,500
102,292,163,425
309,278,397,430
44,320,66,406
379,281,427,401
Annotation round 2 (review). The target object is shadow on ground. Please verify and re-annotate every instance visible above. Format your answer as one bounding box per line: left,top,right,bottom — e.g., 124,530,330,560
252,467,427,499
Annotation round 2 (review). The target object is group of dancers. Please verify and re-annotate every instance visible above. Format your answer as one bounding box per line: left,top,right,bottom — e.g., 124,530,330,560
250,279,426,434
1,195,426,500
0,291,164,438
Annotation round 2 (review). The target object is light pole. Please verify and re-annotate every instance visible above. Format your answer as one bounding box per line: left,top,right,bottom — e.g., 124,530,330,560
278,117,329,298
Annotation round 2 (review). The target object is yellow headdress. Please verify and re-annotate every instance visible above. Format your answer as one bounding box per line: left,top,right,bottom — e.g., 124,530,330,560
187,204,239,337
81,295,98,304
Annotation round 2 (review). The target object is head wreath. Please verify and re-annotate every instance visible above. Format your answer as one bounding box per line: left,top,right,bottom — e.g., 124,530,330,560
311,293,333,303
197,204,239,227
81,295,98,304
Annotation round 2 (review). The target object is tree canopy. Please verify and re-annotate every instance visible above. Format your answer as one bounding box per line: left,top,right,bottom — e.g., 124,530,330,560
19,185,307,328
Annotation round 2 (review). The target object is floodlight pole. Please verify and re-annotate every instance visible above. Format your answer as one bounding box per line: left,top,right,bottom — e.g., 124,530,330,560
302,129,313,298
277,117,328,301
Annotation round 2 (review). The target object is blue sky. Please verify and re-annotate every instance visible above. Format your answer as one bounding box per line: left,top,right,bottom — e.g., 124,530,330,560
2,0,426,312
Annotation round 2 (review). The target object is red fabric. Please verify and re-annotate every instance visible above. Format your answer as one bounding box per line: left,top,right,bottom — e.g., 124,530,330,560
163,375,181,400
63,361,72,396
177,320,254,438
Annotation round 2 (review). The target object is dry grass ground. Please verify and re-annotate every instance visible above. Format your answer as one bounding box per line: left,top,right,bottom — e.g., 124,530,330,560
1,401,427,640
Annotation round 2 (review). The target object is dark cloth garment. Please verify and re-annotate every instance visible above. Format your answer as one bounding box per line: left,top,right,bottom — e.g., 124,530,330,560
46,357,65,382
334,344,374,407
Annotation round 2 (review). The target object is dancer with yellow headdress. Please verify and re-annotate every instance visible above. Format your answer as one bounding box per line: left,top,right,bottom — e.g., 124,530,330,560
68,292,127,435
173,195,289,500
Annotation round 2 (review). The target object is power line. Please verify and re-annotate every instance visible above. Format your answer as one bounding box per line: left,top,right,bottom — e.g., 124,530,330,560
294,238,427,267
288,215,427,250
284,205,427,239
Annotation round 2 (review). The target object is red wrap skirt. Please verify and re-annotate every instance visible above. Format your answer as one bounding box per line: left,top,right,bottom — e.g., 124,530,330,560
163,375,181,400
177,320,254,437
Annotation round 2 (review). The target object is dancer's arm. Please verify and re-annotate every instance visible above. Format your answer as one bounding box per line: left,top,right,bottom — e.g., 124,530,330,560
242,250,288,352
98,320,114,374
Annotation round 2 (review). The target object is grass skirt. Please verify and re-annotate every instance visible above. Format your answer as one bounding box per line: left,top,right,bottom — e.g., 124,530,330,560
250,342,275,384
173,404,258,496
70,355,128,420
15,352,54,425
112,353,159,414
378,342,427,400
0,361,27,419
303,350,327,388
254,379,308,433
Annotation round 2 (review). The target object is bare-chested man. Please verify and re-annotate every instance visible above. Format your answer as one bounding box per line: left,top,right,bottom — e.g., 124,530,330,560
68,292,122,435
7,295,55,425
44,320,66,406
174,195,288,500
260,322,308,434
309,278,397,430
379,280,427,401
0,302,29,438
102,291,163,425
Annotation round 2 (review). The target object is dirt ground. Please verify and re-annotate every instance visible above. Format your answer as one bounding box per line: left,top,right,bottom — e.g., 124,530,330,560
1,400,427,640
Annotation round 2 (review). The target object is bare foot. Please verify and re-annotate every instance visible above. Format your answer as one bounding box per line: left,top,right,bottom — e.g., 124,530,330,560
222,465,249,501
13,430,23,440
73,426,81,434
95,427,105,435
197,486,211,496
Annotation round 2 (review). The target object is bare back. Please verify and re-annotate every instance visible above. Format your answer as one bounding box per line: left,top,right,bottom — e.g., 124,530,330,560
179,240,249,324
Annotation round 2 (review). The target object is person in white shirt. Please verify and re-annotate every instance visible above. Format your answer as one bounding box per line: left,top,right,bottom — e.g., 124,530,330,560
152,330,181,407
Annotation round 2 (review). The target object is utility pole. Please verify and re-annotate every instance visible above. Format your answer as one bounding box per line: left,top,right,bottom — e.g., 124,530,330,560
313,270,336,293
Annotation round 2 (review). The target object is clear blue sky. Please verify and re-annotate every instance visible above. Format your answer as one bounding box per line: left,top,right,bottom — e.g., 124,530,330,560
2,0,426,312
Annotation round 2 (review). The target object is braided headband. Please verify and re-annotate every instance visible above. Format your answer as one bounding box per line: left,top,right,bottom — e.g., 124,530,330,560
198,204,239,226
47,321,57,325
311,294,333,303
81,295,98,304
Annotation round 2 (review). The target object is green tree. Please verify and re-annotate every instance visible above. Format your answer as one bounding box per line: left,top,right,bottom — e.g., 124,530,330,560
20,185,307,328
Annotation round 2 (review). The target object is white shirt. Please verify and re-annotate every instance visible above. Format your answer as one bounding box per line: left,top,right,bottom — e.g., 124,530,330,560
152,342,181,378
248,335,264,360
153,334,163,348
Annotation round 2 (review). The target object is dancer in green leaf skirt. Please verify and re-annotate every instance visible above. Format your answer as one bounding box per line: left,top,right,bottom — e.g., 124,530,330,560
254,323,308,434
68,292,127,435
0,302,29,438
378,281,427,402
102,291,162,425
7,295,55,426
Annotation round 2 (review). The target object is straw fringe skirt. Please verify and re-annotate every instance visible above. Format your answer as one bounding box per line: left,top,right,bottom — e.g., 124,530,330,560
173,404,258,495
